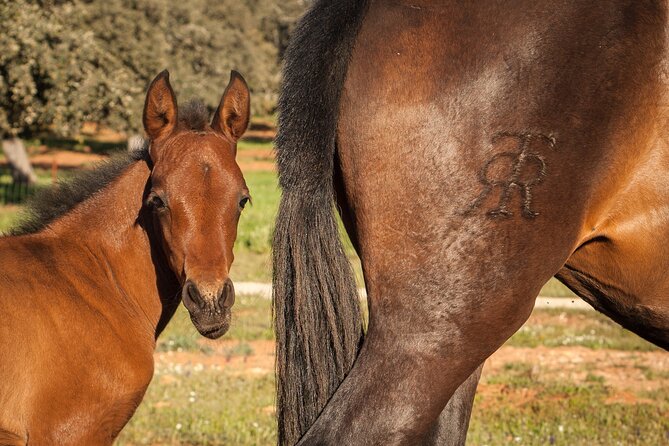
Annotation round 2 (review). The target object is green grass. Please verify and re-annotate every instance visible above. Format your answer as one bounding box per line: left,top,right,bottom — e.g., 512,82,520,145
234,170,279,256
237,139,275,151
116,370,276,446
508,309,659,352
119,363,669,446
469,369,669,446
121,294,277,445
124,301,666,445
541,278,576,297
157,294,273,354
226,295,274,342
0,205,20,230
222,341,255,361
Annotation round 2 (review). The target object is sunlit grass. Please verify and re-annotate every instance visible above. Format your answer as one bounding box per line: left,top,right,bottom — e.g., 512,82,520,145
122,300,667,445
157,295,274,354
541,278,575,297
117,370,276,446
508,309,659,352
0,205,20,231
470,366,669,446
234,170,278,256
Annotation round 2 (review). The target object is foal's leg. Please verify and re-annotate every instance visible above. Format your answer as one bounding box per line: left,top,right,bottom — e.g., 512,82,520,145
424,364,484,446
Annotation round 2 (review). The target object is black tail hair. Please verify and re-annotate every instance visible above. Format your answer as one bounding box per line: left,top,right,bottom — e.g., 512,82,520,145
272,0,369,444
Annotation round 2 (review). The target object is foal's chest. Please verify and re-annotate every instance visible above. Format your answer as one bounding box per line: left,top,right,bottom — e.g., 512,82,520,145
26,343,155,445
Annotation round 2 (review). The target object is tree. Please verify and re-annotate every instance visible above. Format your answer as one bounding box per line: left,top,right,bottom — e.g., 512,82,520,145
0,0,307,167
0,0,139,182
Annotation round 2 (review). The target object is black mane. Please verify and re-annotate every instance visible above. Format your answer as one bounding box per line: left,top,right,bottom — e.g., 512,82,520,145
10,146,149,236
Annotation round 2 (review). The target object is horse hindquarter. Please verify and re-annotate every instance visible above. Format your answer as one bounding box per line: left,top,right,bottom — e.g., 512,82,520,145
299,1,667,444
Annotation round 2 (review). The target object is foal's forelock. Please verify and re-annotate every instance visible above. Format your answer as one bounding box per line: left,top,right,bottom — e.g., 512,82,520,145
178,100,210,132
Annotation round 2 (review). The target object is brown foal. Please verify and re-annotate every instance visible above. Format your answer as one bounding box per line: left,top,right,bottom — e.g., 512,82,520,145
0,70,250,445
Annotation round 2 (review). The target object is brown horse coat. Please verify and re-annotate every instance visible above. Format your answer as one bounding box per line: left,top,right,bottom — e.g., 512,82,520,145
273,0,669,444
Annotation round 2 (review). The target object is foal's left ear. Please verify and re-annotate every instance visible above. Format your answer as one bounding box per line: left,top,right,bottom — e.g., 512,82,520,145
211,71,250,144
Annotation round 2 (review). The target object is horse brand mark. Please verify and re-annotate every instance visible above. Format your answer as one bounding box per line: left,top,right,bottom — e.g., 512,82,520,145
464,132,556,219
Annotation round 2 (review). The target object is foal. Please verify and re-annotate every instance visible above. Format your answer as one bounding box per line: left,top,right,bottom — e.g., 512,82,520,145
0,70,251,445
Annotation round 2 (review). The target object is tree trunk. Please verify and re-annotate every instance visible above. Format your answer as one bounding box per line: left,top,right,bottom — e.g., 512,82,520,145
2,137,37,184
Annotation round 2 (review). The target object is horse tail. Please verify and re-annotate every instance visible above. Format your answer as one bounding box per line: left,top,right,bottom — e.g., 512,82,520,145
272,0,369,444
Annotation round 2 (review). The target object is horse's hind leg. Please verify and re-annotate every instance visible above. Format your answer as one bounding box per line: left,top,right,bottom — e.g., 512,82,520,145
424,364,484,446
296,194,558,446
337,167,483,446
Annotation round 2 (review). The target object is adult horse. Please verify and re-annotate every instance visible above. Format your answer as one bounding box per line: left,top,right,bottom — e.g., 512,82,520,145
273,1,669,444
0,70,251,445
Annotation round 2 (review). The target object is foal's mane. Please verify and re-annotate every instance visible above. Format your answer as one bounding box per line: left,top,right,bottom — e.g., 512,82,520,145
11,100,211,236
10,147,149,236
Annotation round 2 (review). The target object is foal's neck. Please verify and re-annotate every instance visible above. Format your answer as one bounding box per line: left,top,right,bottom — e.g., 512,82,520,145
43,159,180,338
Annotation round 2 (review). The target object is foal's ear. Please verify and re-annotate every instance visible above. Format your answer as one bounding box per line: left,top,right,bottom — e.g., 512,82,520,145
211,70,250,143
143,70,178,141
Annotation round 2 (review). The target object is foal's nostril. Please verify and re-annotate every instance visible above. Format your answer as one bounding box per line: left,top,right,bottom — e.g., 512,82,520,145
184,280,204,308
219,279,235,309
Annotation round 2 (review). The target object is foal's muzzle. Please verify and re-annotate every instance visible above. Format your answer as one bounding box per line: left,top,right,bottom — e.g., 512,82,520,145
182,278,235,339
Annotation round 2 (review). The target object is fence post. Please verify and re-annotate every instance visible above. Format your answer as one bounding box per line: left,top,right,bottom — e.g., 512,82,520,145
51,157,58,183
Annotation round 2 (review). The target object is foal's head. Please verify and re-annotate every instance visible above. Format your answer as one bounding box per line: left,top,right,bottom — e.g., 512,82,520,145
142,70,250,339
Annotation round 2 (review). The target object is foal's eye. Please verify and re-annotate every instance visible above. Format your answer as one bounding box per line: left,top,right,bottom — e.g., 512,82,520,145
239,196,250,210
147,192,166,211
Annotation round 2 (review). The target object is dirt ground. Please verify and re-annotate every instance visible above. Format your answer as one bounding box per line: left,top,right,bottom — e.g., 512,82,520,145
13,140,276,172
27,149,107,169
154,339,669,405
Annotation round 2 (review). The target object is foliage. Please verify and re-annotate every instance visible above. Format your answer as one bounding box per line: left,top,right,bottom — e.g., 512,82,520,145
0,0,306,138
0,0,128,136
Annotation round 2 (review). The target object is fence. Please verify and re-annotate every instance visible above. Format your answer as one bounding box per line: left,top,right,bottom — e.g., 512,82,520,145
0,168,36,204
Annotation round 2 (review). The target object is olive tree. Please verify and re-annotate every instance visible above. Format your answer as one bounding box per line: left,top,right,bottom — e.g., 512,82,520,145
0,0,306,182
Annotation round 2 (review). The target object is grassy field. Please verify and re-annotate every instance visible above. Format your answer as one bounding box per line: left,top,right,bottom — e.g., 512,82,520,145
113,297,668,446
118,295,277,446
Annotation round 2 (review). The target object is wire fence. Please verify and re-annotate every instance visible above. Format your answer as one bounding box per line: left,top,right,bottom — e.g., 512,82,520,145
0,168,36,205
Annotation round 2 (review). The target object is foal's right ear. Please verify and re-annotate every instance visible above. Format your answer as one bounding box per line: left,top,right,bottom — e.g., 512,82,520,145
211,70,250,143
143,70,178,141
